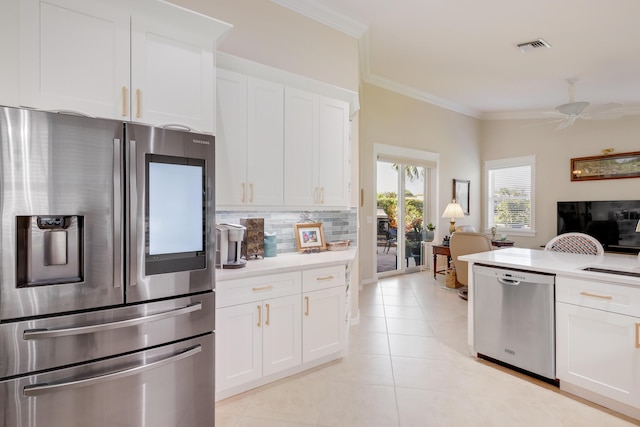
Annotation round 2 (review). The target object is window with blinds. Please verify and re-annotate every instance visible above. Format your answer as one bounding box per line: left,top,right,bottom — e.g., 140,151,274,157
485,156,536,233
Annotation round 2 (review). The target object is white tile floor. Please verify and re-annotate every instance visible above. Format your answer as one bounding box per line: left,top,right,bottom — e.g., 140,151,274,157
215,271,639,427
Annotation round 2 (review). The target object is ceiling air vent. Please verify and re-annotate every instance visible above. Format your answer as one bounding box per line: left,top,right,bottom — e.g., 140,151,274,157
517,38,551,52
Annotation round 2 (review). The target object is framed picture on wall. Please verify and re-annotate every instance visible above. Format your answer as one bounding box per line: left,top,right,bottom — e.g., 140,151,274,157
453,179,470,215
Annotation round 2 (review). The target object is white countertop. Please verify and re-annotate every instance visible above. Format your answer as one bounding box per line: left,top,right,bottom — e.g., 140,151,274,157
460,247,640,287
215,248,357,282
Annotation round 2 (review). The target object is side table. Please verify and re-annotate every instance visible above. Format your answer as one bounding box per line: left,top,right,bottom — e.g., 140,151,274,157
491,240,515,248
431,244,451,279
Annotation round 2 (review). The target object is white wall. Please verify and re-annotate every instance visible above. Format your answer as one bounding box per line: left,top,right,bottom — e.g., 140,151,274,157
480,116,640,249
171,0,360,93
359,83,482,285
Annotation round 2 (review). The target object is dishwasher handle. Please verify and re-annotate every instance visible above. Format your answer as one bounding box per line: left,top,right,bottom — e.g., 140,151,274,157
498,277,521,286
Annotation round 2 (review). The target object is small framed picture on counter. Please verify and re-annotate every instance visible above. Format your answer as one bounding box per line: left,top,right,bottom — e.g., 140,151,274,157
294,222,326,252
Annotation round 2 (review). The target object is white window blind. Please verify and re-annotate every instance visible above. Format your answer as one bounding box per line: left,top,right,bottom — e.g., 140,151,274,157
485,156,535,233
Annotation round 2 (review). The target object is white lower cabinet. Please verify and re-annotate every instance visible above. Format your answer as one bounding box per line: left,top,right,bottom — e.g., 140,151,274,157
556,276,640,415
302,286,346,362
215,272,302,393
216,294,301,391
302,265,347,362
216,265,347,399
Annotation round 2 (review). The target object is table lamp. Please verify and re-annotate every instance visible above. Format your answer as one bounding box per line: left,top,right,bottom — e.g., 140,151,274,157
441,200,465,234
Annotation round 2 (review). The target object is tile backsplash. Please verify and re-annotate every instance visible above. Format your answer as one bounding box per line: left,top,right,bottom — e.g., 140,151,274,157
215,209,357,254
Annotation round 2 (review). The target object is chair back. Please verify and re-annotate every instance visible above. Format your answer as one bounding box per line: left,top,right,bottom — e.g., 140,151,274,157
544,232,604,255
455,225,476,232
449,232,493,286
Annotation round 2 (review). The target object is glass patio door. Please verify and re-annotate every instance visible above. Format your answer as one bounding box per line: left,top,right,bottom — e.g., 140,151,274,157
376,160,428,276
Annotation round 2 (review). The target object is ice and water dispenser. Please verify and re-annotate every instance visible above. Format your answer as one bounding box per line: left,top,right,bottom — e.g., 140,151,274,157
16,215,83,286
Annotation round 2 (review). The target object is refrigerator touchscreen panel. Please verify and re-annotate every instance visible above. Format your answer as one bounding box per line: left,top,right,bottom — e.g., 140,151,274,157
145,154,206,275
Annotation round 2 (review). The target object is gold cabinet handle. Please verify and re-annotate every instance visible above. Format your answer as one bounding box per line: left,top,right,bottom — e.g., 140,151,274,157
249,183,254,203
320,187,325,204
135,89,141,118
265,303,270,326
252,285,274,292
241,183,246,203
636,323,640,349
580,291,613,300
316,275,334,281
121,86,127,117
304,296,309,316
257,305,262,327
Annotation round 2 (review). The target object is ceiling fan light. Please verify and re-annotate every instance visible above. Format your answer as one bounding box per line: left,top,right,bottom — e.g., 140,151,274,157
556,101,589,116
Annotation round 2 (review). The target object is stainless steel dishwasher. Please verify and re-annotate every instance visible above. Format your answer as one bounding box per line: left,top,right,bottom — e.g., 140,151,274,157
473,264,556,380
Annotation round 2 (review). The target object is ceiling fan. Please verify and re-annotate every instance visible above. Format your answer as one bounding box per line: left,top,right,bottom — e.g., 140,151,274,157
534,80,623,130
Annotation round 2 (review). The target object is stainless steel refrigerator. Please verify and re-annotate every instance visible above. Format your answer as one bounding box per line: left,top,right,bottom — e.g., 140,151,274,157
0,106,216,426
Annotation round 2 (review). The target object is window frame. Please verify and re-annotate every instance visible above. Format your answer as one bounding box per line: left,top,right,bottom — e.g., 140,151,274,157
484,155,536,237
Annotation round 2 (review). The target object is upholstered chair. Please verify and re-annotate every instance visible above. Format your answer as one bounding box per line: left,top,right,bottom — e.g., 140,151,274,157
449,231,493,300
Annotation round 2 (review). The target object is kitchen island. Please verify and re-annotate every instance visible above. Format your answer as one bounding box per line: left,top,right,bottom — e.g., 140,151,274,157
460,247,640,421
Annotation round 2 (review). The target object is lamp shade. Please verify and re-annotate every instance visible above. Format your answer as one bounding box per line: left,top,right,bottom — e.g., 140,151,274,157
441,201,465,219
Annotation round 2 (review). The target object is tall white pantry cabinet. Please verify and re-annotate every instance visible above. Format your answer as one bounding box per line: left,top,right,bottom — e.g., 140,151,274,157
5,0,231,133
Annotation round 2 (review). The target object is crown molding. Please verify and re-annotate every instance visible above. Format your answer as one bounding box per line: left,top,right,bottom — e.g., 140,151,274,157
364,73,481,119
482,106,640,121
271,0,367,38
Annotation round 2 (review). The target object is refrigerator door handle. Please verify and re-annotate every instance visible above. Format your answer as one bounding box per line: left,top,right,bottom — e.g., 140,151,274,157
128,138,137,287
23,344,202,397
113,137,122,289
23,302,202,340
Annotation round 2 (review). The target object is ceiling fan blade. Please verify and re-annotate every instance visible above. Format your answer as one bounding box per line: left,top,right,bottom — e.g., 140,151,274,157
555,117,576,131
521,118,564,128
582,103,624,118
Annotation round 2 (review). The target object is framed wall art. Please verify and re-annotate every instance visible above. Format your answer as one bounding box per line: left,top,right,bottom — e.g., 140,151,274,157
453,179,470,215
571,151,640,181
293,222,326,252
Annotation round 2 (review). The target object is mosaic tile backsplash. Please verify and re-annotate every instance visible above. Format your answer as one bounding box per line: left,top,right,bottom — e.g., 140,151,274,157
216,209,357,254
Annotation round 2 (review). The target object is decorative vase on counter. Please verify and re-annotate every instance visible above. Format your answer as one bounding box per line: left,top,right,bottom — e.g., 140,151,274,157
264,232,277,257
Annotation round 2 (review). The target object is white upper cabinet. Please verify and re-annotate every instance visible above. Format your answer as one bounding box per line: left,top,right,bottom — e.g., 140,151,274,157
216,69,284,207
283,87,318,207
19,0,130,119
318,96,350,207
215,54,357,210
284,88,350,208
18,0,231,132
